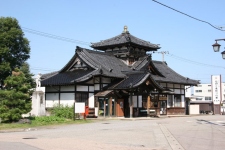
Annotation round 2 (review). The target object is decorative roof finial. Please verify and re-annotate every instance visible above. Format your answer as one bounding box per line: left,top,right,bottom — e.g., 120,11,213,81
123,25,128,33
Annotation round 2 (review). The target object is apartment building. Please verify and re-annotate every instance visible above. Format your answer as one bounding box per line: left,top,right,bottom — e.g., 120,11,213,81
185,82,225,114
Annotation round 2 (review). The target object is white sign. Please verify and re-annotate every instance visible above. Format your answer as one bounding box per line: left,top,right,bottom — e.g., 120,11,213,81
211,75,221,105
75,102,85,113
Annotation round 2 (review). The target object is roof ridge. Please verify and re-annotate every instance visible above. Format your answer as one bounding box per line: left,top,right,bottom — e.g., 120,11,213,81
132,56,149,70
81,49,111,72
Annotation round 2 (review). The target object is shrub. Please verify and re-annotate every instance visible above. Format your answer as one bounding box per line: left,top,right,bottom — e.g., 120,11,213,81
51,104,74,119
34,116,66,123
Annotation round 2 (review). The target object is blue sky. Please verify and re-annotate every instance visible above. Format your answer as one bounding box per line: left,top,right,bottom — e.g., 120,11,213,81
1,0,225,83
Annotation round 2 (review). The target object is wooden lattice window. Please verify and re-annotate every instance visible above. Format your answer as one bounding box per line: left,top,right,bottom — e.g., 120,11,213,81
75,93,88,106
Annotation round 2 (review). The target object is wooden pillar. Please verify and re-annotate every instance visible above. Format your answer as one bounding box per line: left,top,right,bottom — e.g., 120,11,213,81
104,100,106,118
147,95,150,117
109,97,112,116
130,93,133,118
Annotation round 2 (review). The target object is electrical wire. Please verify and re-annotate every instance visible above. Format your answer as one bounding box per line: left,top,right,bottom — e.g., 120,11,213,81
165,53,225,69
22,27,91,46
152,0,225,31
21,27,225,73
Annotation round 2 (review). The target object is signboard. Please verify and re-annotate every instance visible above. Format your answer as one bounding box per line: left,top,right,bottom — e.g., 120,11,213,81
211,75,221,105
74,102,85,113
159,96,167,101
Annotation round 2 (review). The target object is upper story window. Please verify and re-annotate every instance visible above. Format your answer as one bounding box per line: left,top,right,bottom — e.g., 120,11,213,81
205,97,212,100
208,90,211,92
196,98,203,100
208,85,211,87
197,85,202,87
195,90,202,93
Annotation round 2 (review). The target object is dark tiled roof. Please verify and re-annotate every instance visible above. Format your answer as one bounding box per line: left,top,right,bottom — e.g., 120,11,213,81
110,72,150,89
76,47,130,78
91,32,160,51
41,47,198,87
151,61,199,85
41,71,59,80
41,70,93,86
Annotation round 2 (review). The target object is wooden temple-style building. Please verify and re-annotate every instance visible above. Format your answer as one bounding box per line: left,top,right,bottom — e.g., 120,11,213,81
41,26,199,117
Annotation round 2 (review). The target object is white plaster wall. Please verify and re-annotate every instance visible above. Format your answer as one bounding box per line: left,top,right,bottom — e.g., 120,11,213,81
76,85,88,91
181,95,185,107
174,89,181,94
94,84,100,90
185,86,192,97
60,100,74,107
89,86,94,92
88,93,94,108
190,105,199,114
138,95,142,108
60,93,74,107
46,93,59,107
132,96,137,107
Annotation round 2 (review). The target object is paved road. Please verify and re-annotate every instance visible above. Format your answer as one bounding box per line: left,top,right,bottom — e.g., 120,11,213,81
0,115,225,150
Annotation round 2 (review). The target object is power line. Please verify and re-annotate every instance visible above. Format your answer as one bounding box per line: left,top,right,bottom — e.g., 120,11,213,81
22,27,91,46
152,0,225,31
165,53,225,69
22,27,225,72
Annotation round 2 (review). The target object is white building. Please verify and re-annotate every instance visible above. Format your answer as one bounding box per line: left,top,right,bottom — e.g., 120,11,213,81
185,82,225,115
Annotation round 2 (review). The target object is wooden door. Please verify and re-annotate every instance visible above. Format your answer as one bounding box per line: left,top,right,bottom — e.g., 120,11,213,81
117,99,124,117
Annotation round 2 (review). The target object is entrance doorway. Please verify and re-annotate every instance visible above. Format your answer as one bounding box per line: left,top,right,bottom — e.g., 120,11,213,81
117,99,124,117
160,101,167,115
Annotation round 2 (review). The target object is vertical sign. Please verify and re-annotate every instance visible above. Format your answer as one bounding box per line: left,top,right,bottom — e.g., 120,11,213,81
211,75,221,105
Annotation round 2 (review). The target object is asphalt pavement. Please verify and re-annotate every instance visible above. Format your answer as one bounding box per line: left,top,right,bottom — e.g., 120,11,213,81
0,115,225,150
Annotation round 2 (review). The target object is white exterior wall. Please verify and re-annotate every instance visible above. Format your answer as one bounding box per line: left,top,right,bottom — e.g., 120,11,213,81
222,83,225,102
76,85,88,91
185,83,225,101
138,95,142,108
60,93,74,107
190,105,199,114
181,95,185,107
132,96,137,107
46,93,59,107
88,93,95,108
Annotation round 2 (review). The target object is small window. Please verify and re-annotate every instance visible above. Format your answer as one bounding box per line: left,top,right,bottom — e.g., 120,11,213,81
196,98,202,100
195,90,202,93
208,85,211,87
75,93,88,106
208,90,211,92
205,97,212,100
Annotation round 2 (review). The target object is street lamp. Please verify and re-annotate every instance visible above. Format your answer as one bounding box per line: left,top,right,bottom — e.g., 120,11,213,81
212,39,225,59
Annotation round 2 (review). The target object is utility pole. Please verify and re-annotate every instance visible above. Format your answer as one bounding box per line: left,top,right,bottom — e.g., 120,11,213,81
156,51,169,61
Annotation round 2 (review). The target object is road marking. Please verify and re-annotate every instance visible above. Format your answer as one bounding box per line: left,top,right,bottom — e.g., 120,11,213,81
159,124,184,150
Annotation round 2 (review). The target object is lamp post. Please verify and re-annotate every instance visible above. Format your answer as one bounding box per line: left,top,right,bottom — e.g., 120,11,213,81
212,39,225,59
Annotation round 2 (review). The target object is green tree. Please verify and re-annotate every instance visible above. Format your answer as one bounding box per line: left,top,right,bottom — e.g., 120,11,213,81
0,68,33,122
0,17,30,88
20,62,35,88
